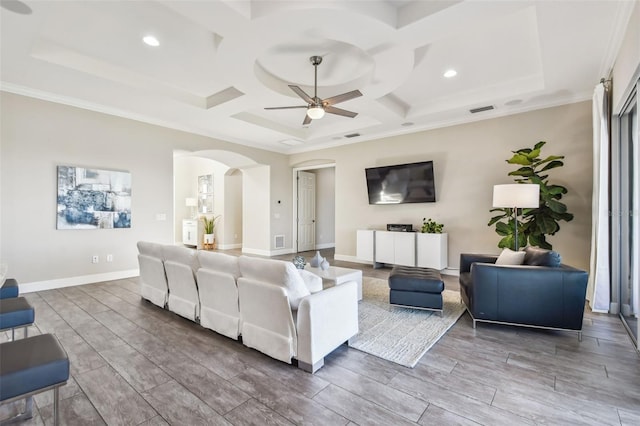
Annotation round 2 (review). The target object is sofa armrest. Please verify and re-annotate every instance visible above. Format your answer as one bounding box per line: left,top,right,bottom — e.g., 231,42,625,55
296,281,358,372
298,269,323,293
460,253,498,273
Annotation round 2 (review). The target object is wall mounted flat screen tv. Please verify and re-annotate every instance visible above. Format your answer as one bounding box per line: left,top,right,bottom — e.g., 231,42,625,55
365,161,436,204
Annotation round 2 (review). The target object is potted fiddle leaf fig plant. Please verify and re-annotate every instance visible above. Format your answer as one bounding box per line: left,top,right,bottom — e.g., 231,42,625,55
202,215,220,245
488,141,573,250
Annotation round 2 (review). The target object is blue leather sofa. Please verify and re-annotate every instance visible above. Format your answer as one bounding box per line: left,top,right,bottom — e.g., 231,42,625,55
459,247,589,339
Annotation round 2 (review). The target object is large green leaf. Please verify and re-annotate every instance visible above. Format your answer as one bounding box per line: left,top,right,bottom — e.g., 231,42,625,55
546,198,567,214
540,160,564,172
495,221,513,236
533,141,546,150
507,154,532,165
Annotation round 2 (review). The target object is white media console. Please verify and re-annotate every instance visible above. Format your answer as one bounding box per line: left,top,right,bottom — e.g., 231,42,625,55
356,230,448,270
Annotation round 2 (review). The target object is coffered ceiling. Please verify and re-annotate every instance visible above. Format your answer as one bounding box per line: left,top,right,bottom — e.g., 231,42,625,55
0,1,634,153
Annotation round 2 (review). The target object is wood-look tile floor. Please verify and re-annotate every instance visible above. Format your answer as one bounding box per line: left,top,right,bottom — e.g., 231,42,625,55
2,250,639,425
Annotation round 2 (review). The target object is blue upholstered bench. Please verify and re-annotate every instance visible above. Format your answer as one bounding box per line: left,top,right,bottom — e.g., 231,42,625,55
0,334,70,425
0,297,34,340
388,265,445,314
0,278,19,299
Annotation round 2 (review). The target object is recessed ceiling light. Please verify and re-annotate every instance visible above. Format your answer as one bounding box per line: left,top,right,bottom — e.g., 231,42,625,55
142,35,160,47
443,69,457,78
401,122,414,127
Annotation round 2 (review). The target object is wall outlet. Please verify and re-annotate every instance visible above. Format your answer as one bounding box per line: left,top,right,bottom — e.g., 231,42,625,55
92,255,99,264
106,254,113,262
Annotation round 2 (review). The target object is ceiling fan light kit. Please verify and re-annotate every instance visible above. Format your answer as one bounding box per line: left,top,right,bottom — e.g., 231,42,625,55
265,55,362,125
307,106,325,119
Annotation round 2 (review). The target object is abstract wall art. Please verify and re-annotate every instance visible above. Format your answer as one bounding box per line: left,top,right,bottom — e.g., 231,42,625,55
57,165,132,229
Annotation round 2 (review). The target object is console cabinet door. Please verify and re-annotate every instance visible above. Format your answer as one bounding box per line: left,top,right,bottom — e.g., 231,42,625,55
416,233,448,269
394,232,416,266
356,230,375,262
375,231,396,264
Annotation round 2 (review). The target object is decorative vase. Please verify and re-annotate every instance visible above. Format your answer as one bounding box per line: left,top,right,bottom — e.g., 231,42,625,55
204,234,214,244
320,257,330,270
309,251,323,267
292,255,306,269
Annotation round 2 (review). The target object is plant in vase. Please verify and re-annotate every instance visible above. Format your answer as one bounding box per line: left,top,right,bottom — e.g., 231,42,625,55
421,218,444,233
202,215,221,245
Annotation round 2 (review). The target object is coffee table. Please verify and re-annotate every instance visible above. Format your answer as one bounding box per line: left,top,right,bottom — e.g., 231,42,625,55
305,265,363,301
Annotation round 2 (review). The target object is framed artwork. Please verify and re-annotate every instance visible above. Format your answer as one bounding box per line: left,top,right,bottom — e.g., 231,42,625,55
56,165,132,229
198,174,213,214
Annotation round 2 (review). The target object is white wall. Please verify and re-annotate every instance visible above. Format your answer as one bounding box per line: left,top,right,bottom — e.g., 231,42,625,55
314,167,336,249
612,1,640,113
242,165,271,255
223,169,243,248
290,101,594,271
0,93,289,287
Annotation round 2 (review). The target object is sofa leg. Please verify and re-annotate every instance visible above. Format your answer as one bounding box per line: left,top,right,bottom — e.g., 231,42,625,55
298,359,324,374
472,319,477,329
578,331,582,342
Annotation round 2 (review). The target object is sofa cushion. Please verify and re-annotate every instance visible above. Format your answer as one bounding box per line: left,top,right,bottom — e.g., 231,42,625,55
523,246,561,267
197,251,239,279
495,248,526,265
298,270,323,293
238,256,310,309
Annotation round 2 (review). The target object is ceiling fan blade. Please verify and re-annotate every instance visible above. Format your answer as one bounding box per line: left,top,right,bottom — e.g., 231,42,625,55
324,105,358,118
323,89,362,106
302,114,312,125
264,106,308,110
289,85,314,104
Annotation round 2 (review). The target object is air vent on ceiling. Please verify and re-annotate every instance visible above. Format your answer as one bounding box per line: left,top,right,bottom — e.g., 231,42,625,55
469,105,495,114
344,133,361,138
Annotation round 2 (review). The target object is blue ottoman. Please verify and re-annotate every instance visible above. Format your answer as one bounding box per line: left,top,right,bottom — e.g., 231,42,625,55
0,297,35,340
0,334,70,425
0,278,19,299
388,266,445,314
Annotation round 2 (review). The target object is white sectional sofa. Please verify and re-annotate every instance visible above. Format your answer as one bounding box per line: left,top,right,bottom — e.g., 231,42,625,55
136,242,359,373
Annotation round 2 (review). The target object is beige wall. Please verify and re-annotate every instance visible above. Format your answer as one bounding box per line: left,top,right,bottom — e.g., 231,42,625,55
290,101,594,271
223,169,243,248
314,167,336,248
0,93,289,285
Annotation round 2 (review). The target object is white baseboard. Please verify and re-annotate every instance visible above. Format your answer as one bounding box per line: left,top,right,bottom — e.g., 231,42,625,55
20,269,140,293
242,247,295,257
218,243,242,250
315,243,335,250
334,254,372,265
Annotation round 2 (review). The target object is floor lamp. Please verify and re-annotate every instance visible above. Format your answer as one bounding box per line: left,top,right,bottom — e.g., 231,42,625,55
492,184,540,251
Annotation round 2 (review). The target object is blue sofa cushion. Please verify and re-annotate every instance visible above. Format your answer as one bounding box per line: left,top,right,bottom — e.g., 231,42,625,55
0,334,70,401
0,297,34,330
523,246,561,267
0,278,19,299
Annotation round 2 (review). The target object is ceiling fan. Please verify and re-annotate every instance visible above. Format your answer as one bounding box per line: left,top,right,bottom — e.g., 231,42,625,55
265,55,362,125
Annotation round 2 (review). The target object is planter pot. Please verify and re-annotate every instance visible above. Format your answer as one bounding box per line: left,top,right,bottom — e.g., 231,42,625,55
204,234,215,244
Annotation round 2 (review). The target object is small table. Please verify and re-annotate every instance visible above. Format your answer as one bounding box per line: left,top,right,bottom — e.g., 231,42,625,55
305,265,363,301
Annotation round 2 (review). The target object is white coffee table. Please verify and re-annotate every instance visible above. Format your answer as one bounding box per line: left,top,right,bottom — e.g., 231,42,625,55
305,265,363,301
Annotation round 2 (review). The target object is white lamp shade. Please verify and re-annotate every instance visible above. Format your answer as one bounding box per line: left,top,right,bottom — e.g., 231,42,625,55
185,197,198,207
493,184,539,208
306,106,325,119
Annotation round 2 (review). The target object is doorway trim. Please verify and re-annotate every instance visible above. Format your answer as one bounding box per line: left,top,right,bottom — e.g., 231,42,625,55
291,162,335,253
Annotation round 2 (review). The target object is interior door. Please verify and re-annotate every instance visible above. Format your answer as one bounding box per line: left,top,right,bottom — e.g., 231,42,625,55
297,171,316,252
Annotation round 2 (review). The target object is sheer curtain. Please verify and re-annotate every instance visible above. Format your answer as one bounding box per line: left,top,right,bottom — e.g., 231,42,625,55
587,82,611,313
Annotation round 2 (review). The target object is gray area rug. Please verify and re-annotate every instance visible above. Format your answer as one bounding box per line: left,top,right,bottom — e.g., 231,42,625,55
348,277,465,368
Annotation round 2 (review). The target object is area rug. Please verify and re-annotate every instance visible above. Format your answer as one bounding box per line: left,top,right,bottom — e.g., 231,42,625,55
348,277,465,368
